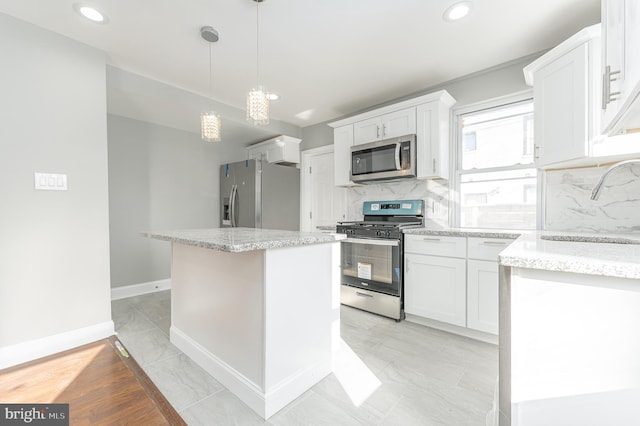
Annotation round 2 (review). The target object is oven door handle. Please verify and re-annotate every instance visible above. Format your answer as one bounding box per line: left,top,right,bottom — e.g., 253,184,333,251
342,238,399,247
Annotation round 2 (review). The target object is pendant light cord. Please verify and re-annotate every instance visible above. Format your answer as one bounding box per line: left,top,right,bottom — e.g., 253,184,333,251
256,0,260,88
208,42,213,108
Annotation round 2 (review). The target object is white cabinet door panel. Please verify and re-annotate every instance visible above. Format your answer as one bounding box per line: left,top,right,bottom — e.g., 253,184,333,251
404,253,466,327
334,125,354,186
354,117,382,145
467,259,499,334
381,107,416,139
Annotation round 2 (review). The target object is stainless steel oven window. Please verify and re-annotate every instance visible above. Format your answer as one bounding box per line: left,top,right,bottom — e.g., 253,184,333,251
340,239,401,296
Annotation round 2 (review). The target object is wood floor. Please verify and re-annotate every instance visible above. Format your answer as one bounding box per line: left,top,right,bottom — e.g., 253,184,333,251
0,336,185,425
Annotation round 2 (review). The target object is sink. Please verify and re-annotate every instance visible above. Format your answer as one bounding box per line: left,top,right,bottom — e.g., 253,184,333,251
540,235,640,245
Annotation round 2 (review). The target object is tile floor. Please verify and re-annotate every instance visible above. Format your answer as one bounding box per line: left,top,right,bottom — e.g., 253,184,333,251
112,291,497,425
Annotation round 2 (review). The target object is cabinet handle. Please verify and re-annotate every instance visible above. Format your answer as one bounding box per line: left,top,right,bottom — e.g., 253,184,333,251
376,126,380,139
405,258,410,273
482,241,507,246
432,158,436,173
382,124,386,137
602,65,621,110
534,145,540,160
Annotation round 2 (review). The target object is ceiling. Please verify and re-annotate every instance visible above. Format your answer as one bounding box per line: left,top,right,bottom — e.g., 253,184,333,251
0,0,600,143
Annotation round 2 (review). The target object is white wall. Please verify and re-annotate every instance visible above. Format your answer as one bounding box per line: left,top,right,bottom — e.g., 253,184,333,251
107,115,247,288
0,14,112,350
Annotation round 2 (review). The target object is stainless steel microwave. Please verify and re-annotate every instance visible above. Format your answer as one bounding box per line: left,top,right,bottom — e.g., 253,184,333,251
350,134,416,183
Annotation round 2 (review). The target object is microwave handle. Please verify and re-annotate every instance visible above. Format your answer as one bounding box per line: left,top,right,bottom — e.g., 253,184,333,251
395,143,401,171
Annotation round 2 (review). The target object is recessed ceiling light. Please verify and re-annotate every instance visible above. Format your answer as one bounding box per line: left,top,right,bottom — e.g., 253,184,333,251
443,1,472,22
267,93,279,101
73,3,108,24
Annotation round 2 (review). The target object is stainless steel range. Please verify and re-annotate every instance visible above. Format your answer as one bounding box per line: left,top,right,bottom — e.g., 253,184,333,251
337,200,424,320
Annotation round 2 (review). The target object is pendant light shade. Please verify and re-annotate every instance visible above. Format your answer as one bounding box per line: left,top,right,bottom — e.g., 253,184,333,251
246,87,269,125
201,111,221,142
247,0,269,125
201,26,221,142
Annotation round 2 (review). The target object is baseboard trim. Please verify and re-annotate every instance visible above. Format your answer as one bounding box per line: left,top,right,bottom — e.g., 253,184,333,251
405,314,498,345
111,279,171,300
170,326,330,419
0,321,115,370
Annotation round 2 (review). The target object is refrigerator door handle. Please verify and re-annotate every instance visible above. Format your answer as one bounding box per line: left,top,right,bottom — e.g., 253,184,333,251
229,185,236,228
231,184,238,227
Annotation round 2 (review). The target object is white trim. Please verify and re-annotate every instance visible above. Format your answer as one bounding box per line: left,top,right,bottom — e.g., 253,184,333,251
110,279,171,300
0,321,115,369
405,314,498,345
328,90,455,128
172,325,330,419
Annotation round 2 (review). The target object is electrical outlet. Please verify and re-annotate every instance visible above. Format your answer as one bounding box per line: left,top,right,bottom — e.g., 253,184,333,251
34,172,67,191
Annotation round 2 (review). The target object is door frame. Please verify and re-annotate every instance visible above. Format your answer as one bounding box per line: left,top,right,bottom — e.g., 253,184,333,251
300,144,335,232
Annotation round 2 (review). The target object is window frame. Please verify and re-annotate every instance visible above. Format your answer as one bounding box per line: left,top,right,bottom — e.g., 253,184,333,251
449,91,543,230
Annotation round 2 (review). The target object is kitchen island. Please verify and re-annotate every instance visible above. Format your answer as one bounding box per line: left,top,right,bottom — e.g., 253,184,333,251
498,231,640,426
144,227,344,419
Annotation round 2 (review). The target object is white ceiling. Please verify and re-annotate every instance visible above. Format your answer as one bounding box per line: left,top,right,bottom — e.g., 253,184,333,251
0,0,600,140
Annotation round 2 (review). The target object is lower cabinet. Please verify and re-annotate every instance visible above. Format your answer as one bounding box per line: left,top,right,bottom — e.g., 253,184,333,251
404,234,515,340
404,253,466,327
467,259,499,334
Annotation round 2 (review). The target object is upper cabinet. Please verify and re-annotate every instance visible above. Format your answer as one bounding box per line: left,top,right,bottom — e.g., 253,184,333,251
329,91,456,186
523,24,602,167
601,0,640,135
247,135,301,164
353,107,417,145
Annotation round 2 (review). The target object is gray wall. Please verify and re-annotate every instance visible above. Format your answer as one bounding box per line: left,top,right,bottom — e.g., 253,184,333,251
300,54,540,151
107,115,246,287
0,14,111,347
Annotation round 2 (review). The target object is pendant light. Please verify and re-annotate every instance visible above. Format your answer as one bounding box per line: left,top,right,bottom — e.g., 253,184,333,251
246,0,269,126
201,26,221,142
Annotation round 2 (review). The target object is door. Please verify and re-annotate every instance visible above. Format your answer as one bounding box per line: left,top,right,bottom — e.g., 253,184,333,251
301,146,346,232
310,151,345,231
381,107,416,139
231,160,258,228
354,116,382,145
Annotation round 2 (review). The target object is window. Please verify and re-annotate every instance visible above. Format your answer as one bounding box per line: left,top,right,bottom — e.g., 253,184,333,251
455,98,537,229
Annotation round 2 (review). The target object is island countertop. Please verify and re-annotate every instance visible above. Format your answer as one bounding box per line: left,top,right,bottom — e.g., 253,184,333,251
499,231,640,280
144,227,345,253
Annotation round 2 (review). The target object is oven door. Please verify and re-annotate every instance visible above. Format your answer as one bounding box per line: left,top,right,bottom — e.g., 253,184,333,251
340,237,401,296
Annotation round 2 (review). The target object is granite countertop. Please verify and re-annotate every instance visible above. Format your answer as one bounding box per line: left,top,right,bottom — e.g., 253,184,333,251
144,227,345,253
499,231,640,279
403,227,522,239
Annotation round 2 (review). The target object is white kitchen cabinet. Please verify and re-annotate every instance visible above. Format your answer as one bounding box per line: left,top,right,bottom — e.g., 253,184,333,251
523,24,601,167
467,260,499,334
601,0,640,135
328,90,455,186
333,124,354,187
404,235,467,327
404,253,466,327
467,237,513,335
416,99,452,179
247,135,301,164
353,107,416,145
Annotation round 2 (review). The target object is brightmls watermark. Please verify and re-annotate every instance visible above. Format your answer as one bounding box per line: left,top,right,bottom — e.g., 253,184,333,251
0,404,68,425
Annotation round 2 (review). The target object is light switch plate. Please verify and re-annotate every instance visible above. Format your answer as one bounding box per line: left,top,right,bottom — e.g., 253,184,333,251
34,172,67,191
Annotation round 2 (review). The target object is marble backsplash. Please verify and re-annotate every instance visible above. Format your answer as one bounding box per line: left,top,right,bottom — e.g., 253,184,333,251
544,162,640,234
346,178,449,228
344,161,640,234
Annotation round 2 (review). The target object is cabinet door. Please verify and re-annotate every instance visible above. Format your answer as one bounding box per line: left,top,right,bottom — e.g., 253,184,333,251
404,253,466,327
467,259,499,335
333,124,354,186
381,107,416,139
601,0,640,134
354,116,382,145
416,101,449,179
534,43,589,166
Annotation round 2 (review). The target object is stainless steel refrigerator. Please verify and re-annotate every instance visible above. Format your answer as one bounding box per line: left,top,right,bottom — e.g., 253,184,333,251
220,159,300,230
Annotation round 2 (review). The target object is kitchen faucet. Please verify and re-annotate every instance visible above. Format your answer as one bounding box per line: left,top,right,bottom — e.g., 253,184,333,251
590,159,640,200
